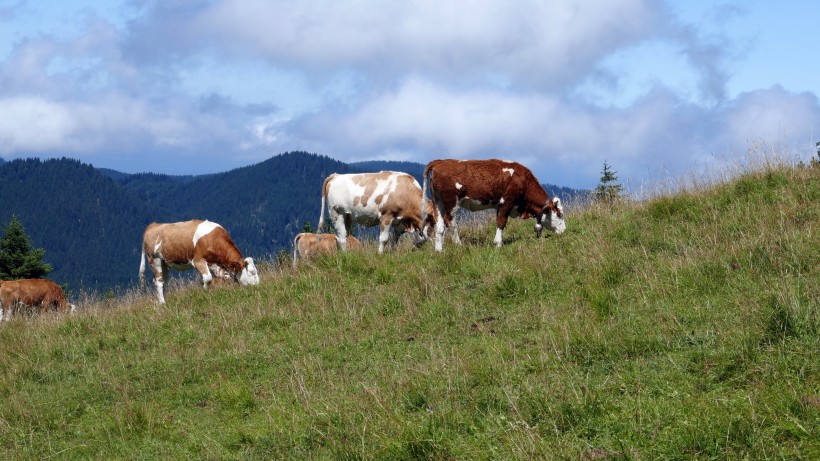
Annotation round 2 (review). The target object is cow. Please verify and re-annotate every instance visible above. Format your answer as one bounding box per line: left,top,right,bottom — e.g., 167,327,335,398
292,233,363,266
0,278,76,322
139,219,260,304
317,171,437,254
422,159,565,251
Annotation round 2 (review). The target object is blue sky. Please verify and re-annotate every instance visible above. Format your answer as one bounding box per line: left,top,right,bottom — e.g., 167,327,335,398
1,0,818,189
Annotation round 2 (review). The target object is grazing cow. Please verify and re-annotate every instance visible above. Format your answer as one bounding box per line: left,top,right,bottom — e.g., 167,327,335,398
139,219,260,304
422,159,565,251
317,171,437,253
292,233,363,266
0,278,76,322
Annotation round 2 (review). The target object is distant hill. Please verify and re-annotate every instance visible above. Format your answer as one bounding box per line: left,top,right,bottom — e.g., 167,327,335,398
350,160,425,182
0,158,155,291
0,152,585,291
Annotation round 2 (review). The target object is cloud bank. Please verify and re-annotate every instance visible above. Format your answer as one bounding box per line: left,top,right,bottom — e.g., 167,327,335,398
1,0,818,188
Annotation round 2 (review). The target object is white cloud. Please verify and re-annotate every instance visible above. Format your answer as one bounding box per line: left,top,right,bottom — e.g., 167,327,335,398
1,0,819,185
132,0,662,89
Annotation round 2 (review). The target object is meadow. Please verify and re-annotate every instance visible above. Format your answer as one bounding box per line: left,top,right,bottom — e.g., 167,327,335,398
0,159,817,459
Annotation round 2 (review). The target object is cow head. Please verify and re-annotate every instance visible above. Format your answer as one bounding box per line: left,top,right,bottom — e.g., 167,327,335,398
227,257,260,286
535,197,566,236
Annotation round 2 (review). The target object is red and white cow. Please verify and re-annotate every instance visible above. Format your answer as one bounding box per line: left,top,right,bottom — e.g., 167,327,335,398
422,159,565,251
292,233,363,266
139,219,260,304
0,278,76,322
317,172,437,254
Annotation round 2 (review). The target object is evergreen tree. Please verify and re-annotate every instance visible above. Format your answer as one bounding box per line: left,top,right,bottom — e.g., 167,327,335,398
595,161,624,204
302,221,314,233
0,216,52,279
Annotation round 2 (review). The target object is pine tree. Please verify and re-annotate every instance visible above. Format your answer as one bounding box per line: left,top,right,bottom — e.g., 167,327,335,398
595,161,624,204
302,221,314,233
0,216,52,280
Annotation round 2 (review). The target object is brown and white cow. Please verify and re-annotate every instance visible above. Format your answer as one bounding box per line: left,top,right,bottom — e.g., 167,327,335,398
0,278,76,322
139,219,260,304
292,233,363,266
317,171,437,253
422,159,565,251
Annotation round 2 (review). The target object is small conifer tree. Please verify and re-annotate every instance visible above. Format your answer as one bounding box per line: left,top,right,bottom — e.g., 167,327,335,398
0,216,53,279
595,161,624,204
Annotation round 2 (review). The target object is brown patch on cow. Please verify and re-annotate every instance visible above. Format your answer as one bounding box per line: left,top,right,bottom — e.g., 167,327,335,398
352,171,393,208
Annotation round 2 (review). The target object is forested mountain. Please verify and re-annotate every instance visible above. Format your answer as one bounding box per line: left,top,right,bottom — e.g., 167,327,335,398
0,152,585,292
0,158,155,291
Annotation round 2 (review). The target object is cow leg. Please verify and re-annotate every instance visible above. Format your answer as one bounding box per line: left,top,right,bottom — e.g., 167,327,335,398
377,221,391,254
150,258,167,304
494,203,515,247
193,259,213,288
389,224,404,251
433,193,457,252
434,206,447,252
450,207,462,245
331,210,349,251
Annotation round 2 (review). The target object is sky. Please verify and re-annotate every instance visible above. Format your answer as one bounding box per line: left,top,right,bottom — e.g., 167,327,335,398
1,0,818,189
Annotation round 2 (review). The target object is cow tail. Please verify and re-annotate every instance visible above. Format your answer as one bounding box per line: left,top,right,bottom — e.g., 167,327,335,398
292,234,302,267
317,174,335,233
139,247,146,287
421,163,434,219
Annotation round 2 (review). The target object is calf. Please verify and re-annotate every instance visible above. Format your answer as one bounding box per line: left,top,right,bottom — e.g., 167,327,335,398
292,233,362,266
0,278,76,322
139,219,260,304
422,159,565,251
317,171,437,253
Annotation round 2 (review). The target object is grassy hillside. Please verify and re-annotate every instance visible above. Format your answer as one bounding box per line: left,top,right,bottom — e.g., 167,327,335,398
0,162,817,459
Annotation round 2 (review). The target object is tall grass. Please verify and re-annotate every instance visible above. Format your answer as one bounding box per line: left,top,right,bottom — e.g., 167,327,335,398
0,159,817,459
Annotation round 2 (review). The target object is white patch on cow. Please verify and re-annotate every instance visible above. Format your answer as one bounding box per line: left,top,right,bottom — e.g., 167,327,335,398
193,220,222,247
502,168,514,176
499,197,505,204
155,280,166,304
239,257,260,286
455,182,463,190
493,227,504,247
201,271,214,287
549,197,566,234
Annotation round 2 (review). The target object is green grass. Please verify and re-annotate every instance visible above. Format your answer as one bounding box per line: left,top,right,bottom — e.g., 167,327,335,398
0,162,818,459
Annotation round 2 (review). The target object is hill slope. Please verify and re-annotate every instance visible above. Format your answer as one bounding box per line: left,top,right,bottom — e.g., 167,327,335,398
0,162,816,458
